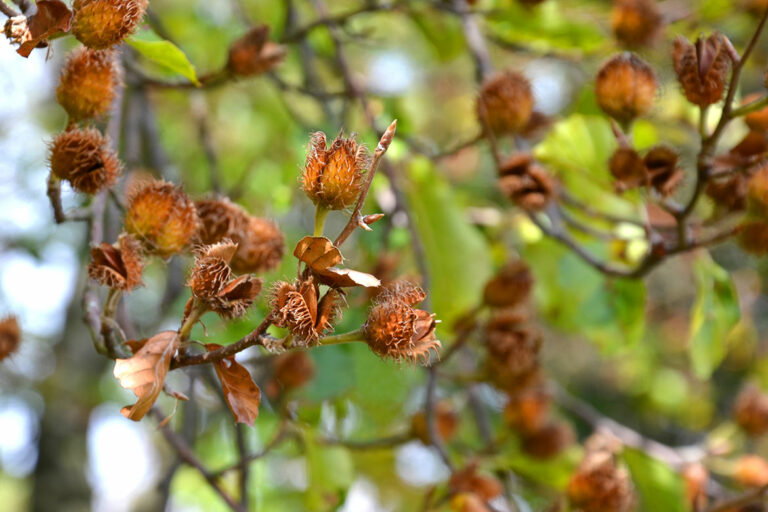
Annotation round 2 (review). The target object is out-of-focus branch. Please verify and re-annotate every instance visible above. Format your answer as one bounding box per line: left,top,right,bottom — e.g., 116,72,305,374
706,485,768,512
152,409,246,512
554,384,706,469
426,366,454,469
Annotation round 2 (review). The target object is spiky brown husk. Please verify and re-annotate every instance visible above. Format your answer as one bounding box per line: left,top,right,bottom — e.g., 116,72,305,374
231,216,285,274
302,132,369,211
49,128,121,194
610,147,647,192
485,310,542,391
596,53,656,124
72,0,147,49
673,33,733,108
707,173,750,212
611,0,663,48
484,261,533,309
449,464,504,502
498,153,556,210
568,450,635,512
520,421,574,459
272,351,315,390
476,70,534,135
188,241,237,300
88,233,144,290
125,180,200,258
0,316,20,361
735,384,768,437
56,47,119,121
195,198,250,245
645,146,683,196
363,283,440,363
270,278,341,345
227,25,286,77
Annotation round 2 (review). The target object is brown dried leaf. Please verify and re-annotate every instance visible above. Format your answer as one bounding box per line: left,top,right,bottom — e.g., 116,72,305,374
293,236,343,271
114,331,179,421
316,267,381,288
207,343,261,426
17,0,72,57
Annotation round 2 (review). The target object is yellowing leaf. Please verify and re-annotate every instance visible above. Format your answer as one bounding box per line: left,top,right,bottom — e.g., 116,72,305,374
207,344,261,426
114,330,179,421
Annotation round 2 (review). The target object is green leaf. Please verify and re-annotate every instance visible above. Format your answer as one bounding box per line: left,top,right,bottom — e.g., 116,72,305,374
523,237,646,352
404,157,493,326
622,448,687,512
689,253,740,379
486,1,606,53
127,31,199,85
304,430,354,511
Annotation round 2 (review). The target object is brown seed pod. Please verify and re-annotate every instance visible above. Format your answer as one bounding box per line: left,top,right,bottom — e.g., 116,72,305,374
498,153,556,211
270,277,342,345
188,241,262,319
734,384,768,437
682,463,709,511
49,127,121,194
707,173,750,212
195,198,250,246
227,25,286,77
567,450,635,512
611,0,663,48
743,93,768,133
449,463,504,502
504,385,552,434
747,165,768,217
645,146,683,197
0,316,21,361
72,0,147,49
520,421,574,459
188,241,237,301
740,220,768,255
272,351,315,390
302,132,370,211
363,282,440,363
595,53,656,124
476,70,534,135
735,455,768,488
410,402,459,445
88,233,144,291
483,261,533,309
231,217,285,274
125,180,200,258
673,33,735,108
56,47,119,121
609,147,647,192
485,311,542,390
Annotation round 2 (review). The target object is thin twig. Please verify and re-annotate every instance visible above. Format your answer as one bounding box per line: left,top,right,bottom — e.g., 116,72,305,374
0,2,19,17
334,120,398,247
706,485,768,512
171,316,274,368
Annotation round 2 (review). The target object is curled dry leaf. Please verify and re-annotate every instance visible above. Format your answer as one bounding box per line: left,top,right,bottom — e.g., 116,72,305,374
206,344,261,426
113,330,179,421
293,236,380,288
7,0,73,57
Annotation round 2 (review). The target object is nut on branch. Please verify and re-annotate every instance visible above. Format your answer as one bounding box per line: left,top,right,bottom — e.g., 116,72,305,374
49,127,121,195
595,52,657,125
57,47,120,122
476,70,534,136
72,0,147,49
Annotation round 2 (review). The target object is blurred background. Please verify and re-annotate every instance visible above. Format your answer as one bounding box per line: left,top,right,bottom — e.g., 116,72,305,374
2,0,768,510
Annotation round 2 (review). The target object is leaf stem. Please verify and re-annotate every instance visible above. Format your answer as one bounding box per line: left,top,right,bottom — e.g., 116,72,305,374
178,301,206,341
